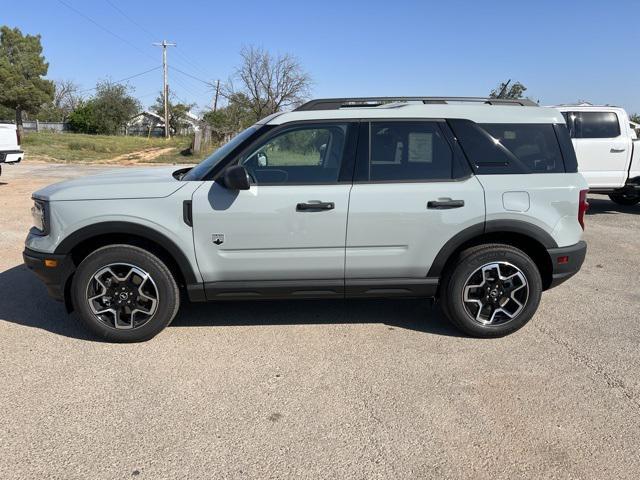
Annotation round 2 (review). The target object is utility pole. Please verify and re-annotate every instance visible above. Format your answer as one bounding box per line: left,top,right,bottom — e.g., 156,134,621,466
213,79,221,112
153,40,176,138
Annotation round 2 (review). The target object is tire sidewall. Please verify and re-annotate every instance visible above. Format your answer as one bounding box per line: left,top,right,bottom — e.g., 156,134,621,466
72,245,179,342
445,247,542,337
609,193,640,206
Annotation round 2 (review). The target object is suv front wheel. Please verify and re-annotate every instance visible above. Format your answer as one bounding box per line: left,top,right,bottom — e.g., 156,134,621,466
440,244,542,338
72,245,180,342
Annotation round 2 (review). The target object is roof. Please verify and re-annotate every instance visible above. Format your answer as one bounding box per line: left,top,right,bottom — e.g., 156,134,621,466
552,103,627,113
267,103,564,125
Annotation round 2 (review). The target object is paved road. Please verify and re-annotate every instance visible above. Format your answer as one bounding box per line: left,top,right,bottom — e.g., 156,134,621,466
1,162,639,479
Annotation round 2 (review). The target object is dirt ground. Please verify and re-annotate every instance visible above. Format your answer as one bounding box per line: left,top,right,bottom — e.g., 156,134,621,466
1,160,640,479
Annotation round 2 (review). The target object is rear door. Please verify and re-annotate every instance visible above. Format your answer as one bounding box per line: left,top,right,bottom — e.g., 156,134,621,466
563,110,630,188
191,122,357,298
345,120,485,292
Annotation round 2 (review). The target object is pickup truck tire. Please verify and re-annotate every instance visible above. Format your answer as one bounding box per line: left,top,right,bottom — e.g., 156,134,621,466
608,192,640,206
71,244,180,342
440,244,542,338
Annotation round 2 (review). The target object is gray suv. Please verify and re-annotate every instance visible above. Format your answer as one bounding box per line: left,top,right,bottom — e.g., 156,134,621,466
24,97,588,342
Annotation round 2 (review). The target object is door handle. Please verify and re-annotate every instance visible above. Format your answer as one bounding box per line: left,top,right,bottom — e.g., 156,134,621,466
427,199,465,209
296,201,335,211
610,147,626,153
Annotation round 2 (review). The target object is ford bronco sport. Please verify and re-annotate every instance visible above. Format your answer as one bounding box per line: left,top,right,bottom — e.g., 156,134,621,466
24,97,588,342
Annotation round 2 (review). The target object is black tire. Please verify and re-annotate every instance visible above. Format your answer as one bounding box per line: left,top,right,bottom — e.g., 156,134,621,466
608,192,640,206
440,244,542,338
71,244,180,342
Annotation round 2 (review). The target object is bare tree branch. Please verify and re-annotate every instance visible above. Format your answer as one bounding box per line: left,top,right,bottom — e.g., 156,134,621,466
224,45,311,122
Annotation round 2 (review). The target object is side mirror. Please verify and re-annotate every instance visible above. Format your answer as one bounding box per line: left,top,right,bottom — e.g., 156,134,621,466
223,165,251,190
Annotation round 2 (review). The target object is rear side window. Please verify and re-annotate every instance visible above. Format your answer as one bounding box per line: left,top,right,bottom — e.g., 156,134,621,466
448,120,566,174
361,121,454,181
562,111,620,138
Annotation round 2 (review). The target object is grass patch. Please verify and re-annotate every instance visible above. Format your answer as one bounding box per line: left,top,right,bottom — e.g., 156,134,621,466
22,131,217,164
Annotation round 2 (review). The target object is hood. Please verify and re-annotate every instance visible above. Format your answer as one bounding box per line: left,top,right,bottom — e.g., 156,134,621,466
33,167,188,201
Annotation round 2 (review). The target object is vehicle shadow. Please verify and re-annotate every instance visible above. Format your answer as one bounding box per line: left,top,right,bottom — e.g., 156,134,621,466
586,196,639,216
0,264,464,341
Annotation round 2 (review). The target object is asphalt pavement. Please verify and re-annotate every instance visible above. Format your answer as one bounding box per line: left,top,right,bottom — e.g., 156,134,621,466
1,161,639,479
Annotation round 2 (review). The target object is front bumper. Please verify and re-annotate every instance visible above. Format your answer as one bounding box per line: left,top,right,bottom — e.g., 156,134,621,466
546,240,587,289
23,248,75,302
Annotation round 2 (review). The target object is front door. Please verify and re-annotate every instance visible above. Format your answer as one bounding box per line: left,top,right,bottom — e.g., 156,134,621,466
191,122,357,298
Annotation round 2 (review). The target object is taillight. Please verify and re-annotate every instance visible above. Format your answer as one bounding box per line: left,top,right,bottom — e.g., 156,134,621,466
578,189,589,230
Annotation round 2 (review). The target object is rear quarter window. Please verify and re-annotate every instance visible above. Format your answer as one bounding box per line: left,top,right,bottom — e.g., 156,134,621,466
448,120,567,174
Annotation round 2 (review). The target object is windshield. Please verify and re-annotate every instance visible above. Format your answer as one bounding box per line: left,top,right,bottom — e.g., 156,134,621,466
181,126,258,181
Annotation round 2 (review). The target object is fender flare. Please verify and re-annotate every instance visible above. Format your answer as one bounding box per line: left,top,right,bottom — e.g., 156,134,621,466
54,221,199,284
427,220,557,278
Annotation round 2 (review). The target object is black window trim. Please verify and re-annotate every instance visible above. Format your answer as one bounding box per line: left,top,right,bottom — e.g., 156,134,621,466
212,119,360,186
353,118,473,184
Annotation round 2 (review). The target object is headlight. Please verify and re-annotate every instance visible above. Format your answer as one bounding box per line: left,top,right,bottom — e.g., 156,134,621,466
31,199,47,234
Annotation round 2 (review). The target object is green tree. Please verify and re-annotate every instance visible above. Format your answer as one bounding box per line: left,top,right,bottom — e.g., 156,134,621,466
67,101,99,134
67,81,139,135
0,104,14,120
202,92,253,139
91,81,140,135
489,80,527,99
152,90,195,135
0,26,54,134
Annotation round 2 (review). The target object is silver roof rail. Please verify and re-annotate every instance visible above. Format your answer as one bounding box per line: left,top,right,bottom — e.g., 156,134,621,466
294,96,539,111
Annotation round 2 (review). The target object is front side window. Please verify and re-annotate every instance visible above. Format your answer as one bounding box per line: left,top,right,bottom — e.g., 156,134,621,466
182,126,258,181
365,121,453,181
241,124,347,184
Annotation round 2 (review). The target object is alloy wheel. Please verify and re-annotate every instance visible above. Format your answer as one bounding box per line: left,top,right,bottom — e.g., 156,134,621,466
86,263,159,330
462,262,529,326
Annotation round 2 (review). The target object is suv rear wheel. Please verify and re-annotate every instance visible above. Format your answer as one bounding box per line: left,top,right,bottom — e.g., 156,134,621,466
440,244,542,337
72,245,180,342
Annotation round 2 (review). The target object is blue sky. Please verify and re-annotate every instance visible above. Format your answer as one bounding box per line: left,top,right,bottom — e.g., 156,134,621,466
5,0,640,114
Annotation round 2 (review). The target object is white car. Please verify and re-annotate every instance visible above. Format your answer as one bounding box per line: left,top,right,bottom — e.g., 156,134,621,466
24,97,589,342
0,122,24,175
554,105,640,205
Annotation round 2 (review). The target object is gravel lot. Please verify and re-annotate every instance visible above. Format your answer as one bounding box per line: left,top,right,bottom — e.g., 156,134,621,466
1,161,639,479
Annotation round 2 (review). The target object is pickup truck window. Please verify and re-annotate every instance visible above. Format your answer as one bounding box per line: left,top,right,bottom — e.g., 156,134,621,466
561,111,621,139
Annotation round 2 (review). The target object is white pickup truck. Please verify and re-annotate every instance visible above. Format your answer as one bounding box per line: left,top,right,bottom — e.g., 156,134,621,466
0,122,24,176
554,105,640,205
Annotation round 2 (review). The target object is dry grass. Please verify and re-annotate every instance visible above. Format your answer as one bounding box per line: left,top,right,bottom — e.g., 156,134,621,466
22,131,217,164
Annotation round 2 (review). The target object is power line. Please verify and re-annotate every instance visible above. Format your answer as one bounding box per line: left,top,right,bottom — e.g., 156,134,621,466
105,0,156,39
104,0,216,80
78,66,162,93
56,0,156,62
169,65,216,87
